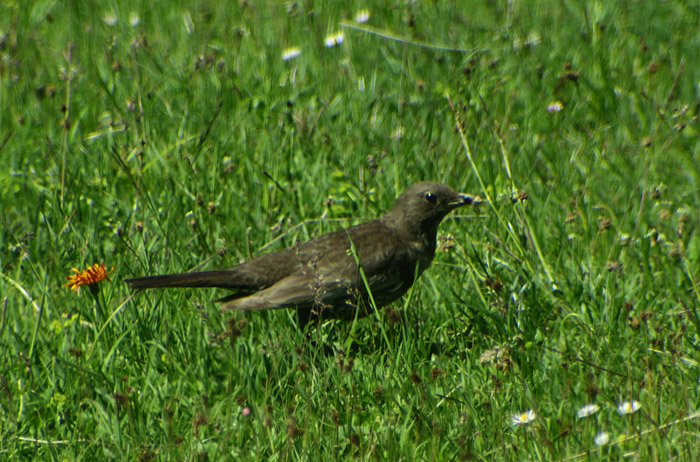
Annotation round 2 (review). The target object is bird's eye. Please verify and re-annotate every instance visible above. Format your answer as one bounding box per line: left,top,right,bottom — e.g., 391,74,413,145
424,192,436,204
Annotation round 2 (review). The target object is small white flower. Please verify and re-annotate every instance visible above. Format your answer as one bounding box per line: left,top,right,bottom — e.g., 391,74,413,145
617,400,642,415
547,101,563,113
577,403,600,418
511,410,536,426
129,12,140,27
526,31,541,47
594,431,610,446
324,32,344,48
391,125,404,141
355,9,370,23
619,232,631,245
282,47,301,61
103,13,117,26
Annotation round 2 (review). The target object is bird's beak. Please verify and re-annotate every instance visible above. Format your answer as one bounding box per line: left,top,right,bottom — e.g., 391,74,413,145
450,193,484,208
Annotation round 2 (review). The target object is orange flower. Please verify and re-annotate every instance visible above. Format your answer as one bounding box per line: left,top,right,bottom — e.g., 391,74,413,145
65,263,112,292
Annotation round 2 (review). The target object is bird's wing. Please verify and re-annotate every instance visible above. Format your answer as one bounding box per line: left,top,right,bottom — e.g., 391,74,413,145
297,221,421,304
219,271,350,311
220,223,421,311
352,237,420,305
218,220,421,292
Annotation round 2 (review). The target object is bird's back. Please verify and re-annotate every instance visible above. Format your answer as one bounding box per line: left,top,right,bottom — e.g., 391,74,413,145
235,219,424,290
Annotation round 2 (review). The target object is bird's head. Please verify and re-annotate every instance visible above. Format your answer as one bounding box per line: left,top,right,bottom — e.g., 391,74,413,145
381,182,482,241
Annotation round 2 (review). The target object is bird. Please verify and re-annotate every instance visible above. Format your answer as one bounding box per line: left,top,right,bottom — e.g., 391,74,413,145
125,182,481,326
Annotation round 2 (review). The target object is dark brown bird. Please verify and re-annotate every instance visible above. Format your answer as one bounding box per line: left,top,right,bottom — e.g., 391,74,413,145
126,182,480,325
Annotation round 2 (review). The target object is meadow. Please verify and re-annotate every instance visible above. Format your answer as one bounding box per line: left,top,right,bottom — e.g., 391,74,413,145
1,0,699,460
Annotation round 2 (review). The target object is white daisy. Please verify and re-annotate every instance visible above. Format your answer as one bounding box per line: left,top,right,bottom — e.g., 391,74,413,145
511,409,536,426
324,32,344,48
594,431,610,446
576,403,600,418
129,12,140,27
526,31,541,47
355,9,370,23
103,13,117,26
547,101,563,113
617,400,641,415
282,47,301,61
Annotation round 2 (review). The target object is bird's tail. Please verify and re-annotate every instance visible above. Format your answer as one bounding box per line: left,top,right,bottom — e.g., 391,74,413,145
125,271,240,290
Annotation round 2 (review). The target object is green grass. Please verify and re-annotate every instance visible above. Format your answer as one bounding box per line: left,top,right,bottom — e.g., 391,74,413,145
2,0,700,460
